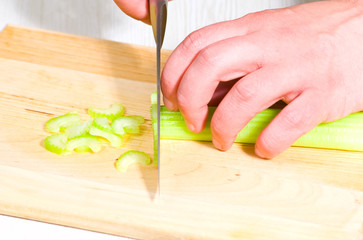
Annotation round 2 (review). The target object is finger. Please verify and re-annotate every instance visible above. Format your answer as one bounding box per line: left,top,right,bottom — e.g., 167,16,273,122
255,91,326,159
176,35,264,132
114,0,150,24
162,15,262,110
210,66,301,151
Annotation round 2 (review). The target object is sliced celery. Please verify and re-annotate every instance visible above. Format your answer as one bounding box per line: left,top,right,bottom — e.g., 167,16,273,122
153,105,363,152
127,115,145,125
74,146,93,153
66,134,102,153
88,103,124,121
115,150,151,173
151,92,158,165
89,126,123,148
151,91,157,105
112,116,144,135
46,112,81,133
64,120,93,139
93,117,113,133
44,133,70,155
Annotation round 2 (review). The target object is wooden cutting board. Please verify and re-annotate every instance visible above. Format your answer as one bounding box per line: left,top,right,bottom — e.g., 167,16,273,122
0,25,363,240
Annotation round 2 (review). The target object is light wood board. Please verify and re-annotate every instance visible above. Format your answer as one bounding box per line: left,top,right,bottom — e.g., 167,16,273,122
0,25,362,240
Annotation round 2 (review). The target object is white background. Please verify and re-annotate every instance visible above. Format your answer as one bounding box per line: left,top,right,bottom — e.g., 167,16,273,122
0,0,314,239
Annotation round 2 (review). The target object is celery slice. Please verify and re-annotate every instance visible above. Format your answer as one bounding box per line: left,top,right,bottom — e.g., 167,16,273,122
64,120,93,139
115,150,151,173
93,117,113,133
66,134,102,153
151,92,158,165
44,133,70,155
46,112,81,133
89,126,123,148
88,103,124,121
128,115,145,125
153,105,363,152
112,116,144,135
74,146,93,153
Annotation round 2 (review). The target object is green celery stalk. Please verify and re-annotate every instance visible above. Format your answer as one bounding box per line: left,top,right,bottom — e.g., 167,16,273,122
153,105,363,152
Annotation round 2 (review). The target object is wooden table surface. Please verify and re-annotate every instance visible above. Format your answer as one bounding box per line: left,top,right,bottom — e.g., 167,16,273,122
0,25,363,240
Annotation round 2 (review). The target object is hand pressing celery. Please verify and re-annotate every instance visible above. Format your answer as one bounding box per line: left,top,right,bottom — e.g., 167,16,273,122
150,93,363,152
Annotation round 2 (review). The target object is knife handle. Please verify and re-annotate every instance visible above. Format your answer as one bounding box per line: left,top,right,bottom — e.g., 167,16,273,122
149,0,168,46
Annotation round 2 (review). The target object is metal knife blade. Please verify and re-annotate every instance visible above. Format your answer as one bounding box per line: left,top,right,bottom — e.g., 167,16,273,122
149,0,167,195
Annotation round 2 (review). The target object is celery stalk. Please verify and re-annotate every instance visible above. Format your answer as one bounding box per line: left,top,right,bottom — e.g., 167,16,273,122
153,105,363,152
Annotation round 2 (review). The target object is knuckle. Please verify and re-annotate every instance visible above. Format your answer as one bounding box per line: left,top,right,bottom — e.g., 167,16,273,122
258,134,279,154
211,114,224,136
240,12,257,23
315,32,336,58
282,108,307,130
242,9,271,22
196,47,215,67
234,81,259,103
180,30,203,52
176,90,190,111
160,76,173,97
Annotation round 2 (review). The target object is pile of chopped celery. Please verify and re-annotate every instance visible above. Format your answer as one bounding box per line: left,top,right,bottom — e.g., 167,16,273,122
44,103,151,172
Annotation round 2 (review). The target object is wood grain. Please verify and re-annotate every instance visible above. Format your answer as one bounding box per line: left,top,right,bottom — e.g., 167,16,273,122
0,25,171,82
0,26,362,240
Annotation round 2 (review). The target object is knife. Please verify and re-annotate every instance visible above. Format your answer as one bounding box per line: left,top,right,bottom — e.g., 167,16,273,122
149,0,167,194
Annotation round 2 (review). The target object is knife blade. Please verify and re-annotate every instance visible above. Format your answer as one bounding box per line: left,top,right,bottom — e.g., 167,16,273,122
149,0,167,195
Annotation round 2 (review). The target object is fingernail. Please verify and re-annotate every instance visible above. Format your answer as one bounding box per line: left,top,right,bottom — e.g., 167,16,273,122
186,121,196,132
163,97,176,110
213,138,223,150
255,146,269,159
